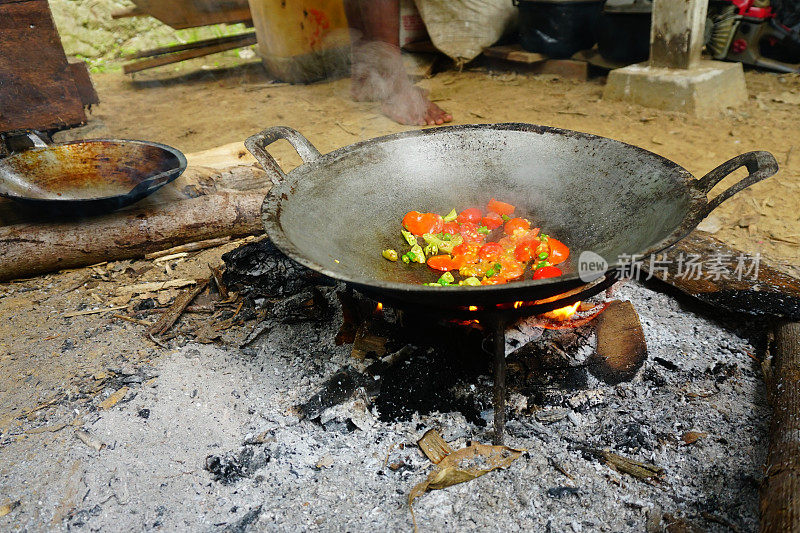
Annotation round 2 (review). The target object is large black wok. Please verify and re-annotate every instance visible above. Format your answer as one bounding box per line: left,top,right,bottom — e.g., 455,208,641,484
245,123,778,311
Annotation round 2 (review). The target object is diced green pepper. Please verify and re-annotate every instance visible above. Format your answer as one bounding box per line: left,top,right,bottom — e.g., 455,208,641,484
382,249,398,261
501,214,511,221
477,226,490,235
422,233,462,254
443,209,457,222
486,268,495,278
437,272,455,286
535,261,548,269
442,233,452,241
410,244,425,263
538,252,548,260
401,229,417,246
494,263,502,271
402,253,411,264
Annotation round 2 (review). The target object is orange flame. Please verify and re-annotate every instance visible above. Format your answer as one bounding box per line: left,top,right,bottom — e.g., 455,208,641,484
542,302,580,321
376,302,383,311
468,306,478,312
513,301,524,309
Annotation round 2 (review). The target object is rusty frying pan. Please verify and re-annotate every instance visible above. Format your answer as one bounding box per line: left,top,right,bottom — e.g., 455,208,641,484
0,138,187,213
245,123,778,311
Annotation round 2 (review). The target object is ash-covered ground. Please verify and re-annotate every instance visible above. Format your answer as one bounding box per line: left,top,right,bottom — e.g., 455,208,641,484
1,280,768,532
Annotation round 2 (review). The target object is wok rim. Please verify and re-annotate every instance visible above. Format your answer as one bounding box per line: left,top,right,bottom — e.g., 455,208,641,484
0,138,187,204
261,122,707,303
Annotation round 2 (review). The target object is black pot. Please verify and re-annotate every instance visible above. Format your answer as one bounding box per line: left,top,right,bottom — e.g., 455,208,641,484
597,0,652,65
516,0,604,59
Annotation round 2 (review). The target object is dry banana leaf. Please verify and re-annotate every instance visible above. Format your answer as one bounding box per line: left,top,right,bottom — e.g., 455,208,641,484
409,430,524,530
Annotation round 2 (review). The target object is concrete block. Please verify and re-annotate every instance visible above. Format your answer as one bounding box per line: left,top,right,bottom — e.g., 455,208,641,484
603,60,747,114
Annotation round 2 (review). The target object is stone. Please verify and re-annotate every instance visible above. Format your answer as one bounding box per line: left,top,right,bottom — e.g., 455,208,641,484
603,60,747,115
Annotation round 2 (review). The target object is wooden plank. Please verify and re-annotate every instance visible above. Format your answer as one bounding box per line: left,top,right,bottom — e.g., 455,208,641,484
67,60,99,106
645,230,800,321
122,33,257,74
0,0,86,133
125,32,256,60
484,44,547,65
129,0,251,30
649,0,708,69
483,44,588,81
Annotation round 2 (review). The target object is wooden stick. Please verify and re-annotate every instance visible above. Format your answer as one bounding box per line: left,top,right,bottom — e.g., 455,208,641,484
144,236,232,260
147,278,210,337
0,190,266,282
123,34,257,74
760,322,800,532
64,305,128,318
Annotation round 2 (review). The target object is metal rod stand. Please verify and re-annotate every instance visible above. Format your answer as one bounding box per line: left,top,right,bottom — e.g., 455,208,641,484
490,315,507,445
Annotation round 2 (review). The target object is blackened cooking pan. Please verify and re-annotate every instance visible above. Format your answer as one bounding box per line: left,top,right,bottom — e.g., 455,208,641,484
245,123,778,310
0,139,186,213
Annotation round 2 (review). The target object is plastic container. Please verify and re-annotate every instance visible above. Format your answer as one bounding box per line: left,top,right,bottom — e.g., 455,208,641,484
247,0,351,83
597,0,652,65
515,0,603,59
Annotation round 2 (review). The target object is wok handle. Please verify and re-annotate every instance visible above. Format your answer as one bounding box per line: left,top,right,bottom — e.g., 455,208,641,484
245,126,321,186
695,151,779,215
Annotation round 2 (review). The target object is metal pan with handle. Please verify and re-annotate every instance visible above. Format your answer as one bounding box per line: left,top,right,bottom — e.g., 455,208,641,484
245,123,778,311
0,138,187,214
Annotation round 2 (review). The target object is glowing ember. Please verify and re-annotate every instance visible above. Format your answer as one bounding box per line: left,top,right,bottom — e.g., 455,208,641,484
513,301,524,309
542,302,580,321
468,305,478,311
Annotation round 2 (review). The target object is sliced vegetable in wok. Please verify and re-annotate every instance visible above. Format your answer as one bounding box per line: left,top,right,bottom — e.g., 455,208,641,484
384,200,570,286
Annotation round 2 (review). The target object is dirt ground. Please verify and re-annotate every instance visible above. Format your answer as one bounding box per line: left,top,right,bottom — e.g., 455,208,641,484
0,55,799,530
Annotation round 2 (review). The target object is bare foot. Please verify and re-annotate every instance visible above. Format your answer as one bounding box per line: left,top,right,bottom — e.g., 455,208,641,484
381,86,453,126
350,41,453,126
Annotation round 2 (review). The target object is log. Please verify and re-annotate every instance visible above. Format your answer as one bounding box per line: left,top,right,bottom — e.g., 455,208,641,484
0,190,266,281
589,300,648,384
761,322,800,532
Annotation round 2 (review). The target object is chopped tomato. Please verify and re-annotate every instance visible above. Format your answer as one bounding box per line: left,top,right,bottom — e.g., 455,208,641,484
487,198,515,216
442,221,460,236
478,242,503,261
457,208,482,224
498,259,525,280
504,217,531,235
532,266,563,280
402,211,443,236
547,238,570,265
514,242,535,262
452,243,480,265
427,255,462,272
481,212,503,230
458,222,486,244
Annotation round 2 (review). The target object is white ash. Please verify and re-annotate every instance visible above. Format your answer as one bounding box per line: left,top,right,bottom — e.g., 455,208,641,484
0,280,767,532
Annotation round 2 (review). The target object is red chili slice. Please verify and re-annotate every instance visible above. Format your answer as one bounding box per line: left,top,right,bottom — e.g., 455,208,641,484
532,266,563,280
456,208,482,224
